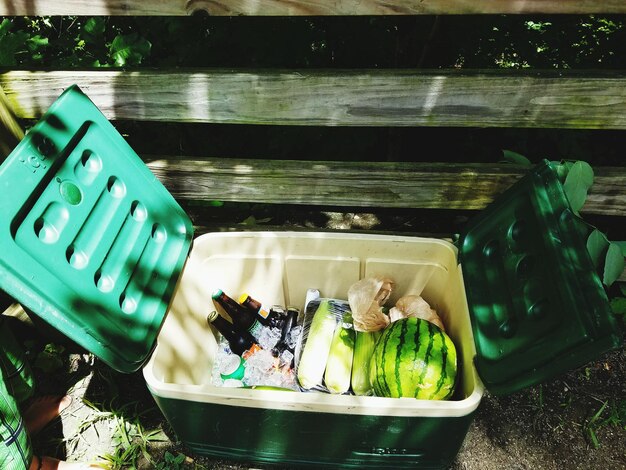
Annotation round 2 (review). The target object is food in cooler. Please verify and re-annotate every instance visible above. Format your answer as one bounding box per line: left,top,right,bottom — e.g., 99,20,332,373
208,284,457,401
323,313,355,394
369,317,457,400
296,299,342,390
350,330,381,396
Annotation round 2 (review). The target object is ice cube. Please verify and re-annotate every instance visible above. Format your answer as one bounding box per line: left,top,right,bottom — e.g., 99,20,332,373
280,349,294,367
286,325,302,348
242,348,276,385
211,344,233,386
257,326,282,350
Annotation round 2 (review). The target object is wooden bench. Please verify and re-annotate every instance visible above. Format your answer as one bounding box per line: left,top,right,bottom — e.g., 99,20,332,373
1,5,625,284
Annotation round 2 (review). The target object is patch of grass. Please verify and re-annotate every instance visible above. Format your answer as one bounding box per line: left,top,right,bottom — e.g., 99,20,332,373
584,398,626,448
97,401,169,469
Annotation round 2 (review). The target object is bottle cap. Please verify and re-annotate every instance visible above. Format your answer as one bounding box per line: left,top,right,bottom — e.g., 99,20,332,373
219,354,246,381
207,310,219,322
211,289,223,299
238,293,250,304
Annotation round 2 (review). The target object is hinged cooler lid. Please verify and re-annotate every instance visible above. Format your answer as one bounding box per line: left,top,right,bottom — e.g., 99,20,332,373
458,160,621,396
0,85,194,373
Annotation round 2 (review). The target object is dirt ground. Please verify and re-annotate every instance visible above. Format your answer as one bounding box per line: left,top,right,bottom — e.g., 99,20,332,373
28,337,625,470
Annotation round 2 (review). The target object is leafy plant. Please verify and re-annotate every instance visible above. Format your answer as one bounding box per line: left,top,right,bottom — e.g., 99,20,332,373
552,160,625,289
154,451,186,470
562,160,594,215
109,32,151,66
502,149,532,165
34,343,66,373
0,18,31,65
98,401,168,469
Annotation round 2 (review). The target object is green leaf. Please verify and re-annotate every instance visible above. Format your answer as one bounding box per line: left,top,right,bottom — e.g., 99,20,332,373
502,150,531,165
553,160,574,183
82,17,106,44
610,297,626,316
0,18,12,38
27,34,48,52
0,29,28,66
586,229,609,270
34,349,64,373
109,33,151,66
603,242,625,287
613,241,626,257
563,160,594,215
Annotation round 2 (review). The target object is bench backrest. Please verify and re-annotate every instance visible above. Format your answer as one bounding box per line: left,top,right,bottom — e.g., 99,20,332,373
1,3,624,286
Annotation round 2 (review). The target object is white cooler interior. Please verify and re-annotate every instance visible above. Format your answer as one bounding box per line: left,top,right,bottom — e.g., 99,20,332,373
143,232,483,417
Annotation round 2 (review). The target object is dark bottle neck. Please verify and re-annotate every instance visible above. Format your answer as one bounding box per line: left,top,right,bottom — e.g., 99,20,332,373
213,291,255,327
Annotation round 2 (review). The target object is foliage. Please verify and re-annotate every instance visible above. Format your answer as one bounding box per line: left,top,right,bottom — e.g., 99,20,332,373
538,159,625,290
1,15,626,69
33,343,65,373
85,398,169,469
562,161,594,215
109,32,151,66
501,150,532,165
154,451,186,470
0,17,151,67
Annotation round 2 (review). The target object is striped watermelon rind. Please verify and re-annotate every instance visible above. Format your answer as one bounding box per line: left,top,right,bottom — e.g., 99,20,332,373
369,317,457,400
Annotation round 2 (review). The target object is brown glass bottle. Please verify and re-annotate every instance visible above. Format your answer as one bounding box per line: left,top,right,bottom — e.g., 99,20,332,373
239,293,284,328
212,289,263,339
206,310,256,356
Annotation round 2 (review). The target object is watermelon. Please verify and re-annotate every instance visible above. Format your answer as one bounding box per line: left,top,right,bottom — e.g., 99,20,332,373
369,317,457,400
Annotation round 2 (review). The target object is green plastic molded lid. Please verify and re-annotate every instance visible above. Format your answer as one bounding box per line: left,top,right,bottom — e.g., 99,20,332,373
0,85,193,373
459,160,621,395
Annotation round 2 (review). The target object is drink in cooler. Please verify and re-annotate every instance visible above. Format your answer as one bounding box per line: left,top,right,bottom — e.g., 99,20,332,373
212,289,263,340
206,310,257,356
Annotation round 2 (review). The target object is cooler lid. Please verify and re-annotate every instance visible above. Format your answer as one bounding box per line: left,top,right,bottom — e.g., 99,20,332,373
0,85,194,373
458,160,621,395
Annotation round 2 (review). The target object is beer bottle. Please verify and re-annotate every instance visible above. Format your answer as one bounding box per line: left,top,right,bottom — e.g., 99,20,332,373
239,292,276,327
206,310,256,356
212,289,263,339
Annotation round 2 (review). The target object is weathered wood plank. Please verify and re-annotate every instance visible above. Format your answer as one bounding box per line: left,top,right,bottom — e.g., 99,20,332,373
0,85,24,159
144,156,626,216
4,70,626,129
3,0,626,16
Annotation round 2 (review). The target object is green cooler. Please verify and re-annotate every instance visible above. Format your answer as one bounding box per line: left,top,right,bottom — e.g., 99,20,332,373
0,86,621,469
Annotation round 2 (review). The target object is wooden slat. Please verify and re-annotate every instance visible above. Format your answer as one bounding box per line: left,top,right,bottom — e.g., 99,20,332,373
144,157,626,216
3,0,626,16
0,85,24,159
4,70,626,129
